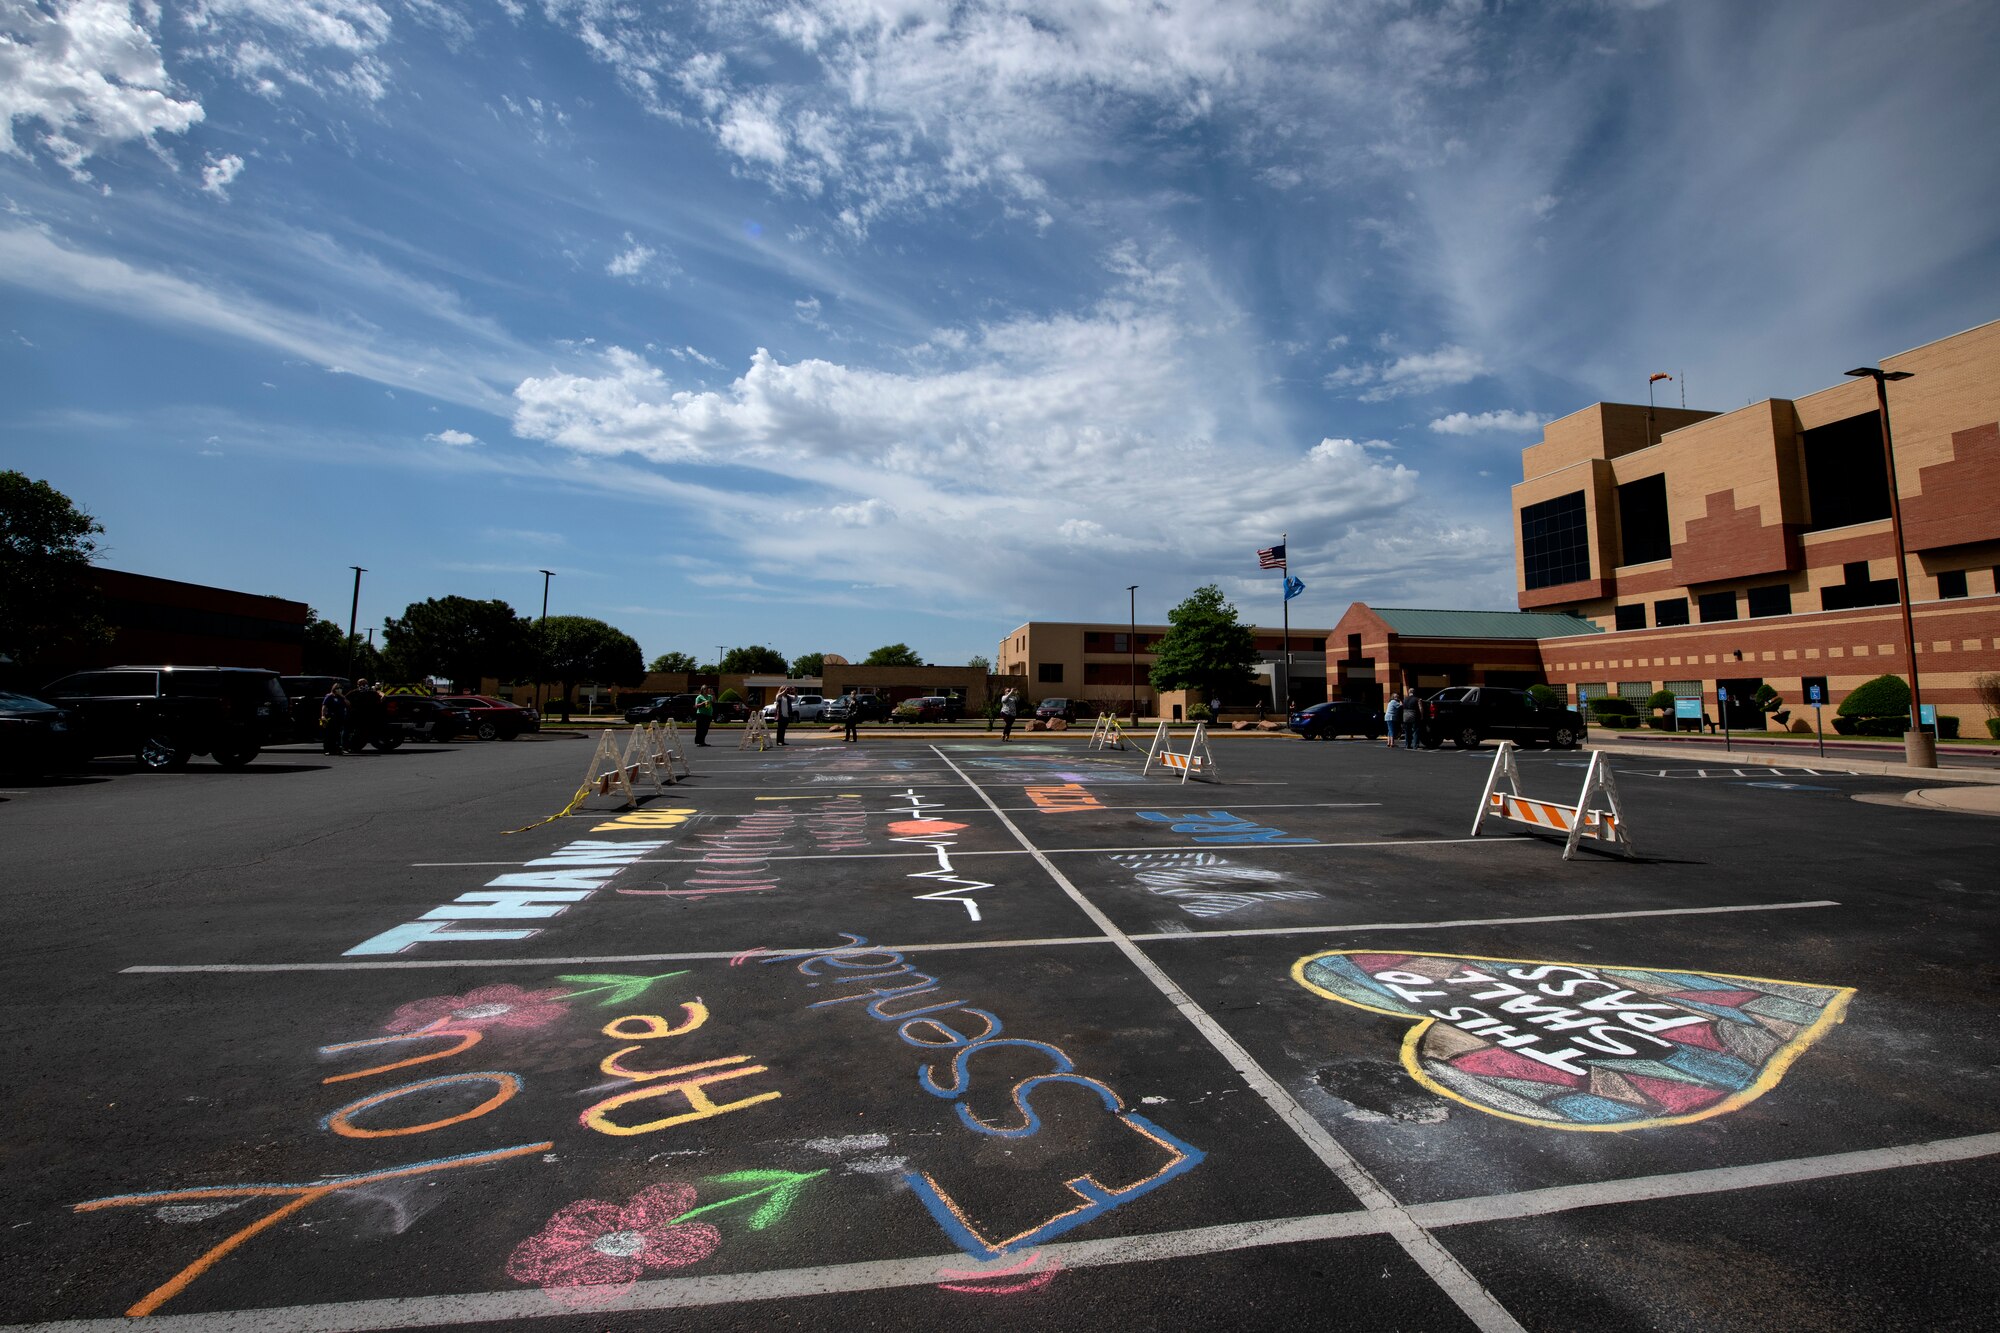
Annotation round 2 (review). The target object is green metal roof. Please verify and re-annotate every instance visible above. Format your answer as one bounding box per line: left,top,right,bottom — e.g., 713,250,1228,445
1371,607,1604,639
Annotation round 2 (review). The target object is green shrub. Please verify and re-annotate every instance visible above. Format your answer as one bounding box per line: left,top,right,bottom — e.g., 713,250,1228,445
1645,689,1676,715
1831,717,1856,735
1987,718,2000,740
1646,716,1674,731
1851,717,1904,737
1527,684,1564,709
1836,673,1910,718
1188,703,1212,721
1586,697,1639,720
1752,682,1783,713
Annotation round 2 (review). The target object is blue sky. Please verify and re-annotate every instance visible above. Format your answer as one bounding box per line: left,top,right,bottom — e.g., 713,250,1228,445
4,0,1997,668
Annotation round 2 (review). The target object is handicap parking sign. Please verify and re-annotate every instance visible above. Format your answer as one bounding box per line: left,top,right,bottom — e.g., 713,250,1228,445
1808,684,1822,705
1717,686,1729,702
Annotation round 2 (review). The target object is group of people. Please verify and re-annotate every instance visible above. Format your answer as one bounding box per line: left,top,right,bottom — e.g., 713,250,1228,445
318,679,384,755
1383,689,1425,749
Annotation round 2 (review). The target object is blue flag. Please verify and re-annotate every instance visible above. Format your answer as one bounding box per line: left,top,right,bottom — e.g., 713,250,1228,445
1283,575,1304,600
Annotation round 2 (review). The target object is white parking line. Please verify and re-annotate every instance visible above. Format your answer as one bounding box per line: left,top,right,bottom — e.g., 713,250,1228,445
119,900,1842,974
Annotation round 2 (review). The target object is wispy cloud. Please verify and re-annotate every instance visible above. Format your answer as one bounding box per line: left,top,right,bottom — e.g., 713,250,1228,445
1429,410,1546,436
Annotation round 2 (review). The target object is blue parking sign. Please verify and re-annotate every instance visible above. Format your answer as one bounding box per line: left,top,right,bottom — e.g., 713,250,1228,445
1808,684,1823,705
1717,686,1729,703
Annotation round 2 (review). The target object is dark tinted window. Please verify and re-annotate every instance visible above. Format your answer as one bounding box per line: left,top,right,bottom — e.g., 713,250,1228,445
1803,413,1891,531
1821,561,1898,611
1937,569,1967,599
46,671,158,696
0,691,59,712
1654,597,1690,626
1746,584,1792,617
1614,604,1646,630
1616,474,1671,566
1521,491,1591,590
1698,591,1738,623
1037,663,1063,683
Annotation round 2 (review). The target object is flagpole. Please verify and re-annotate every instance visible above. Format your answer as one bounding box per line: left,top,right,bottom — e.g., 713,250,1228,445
1281,531,1290,712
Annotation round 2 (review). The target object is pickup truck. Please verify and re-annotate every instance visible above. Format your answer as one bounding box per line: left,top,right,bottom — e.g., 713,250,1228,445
1419,686,1585,750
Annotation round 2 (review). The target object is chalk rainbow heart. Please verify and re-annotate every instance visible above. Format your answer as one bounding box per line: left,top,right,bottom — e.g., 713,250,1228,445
1291,950,1854,1131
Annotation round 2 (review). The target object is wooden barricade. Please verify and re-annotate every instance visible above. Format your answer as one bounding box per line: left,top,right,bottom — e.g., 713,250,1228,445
739,713,772,752
1088,714,1128,750
1471,741,1634,859
1143,721,1219,784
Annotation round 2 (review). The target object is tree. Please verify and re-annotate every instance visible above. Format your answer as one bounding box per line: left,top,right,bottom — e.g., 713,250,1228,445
381,596,531,690
1148,584,1257,703
648,651,701,673
863,643,924,666
790,652,825,677
720,645,787,674
302,612,382,678
536,616,644,722
966,654,992,674
0,471,108,672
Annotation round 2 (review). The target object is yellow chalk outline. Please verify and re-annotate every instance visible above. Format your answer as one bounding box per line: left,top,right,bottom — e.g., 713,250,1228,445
1289,948,1856,1133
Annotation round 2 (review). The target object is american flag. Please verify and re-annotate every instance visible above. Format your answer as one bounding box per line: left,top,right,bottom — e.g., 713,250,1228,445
1257,543,1286,570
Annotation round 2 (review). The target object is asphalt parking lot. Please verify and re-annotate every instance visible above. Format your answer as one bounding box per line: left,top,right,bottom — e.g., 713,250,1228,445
2,728,1995,1332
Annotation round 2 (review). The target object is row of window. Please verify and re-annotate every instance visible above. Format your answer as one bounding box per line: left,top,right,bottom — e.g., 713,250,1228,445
1608,560,1989,631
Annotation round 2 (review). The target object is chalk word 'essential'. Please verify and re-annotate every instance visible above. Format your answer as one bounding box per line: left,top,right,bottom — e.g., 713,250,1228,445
767,934,1203,1258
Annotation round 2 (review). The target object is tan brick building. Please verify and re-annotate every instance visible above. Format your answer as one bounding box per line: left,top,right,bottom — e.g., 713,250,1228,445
999,620,1334,715
1325,318,2000,731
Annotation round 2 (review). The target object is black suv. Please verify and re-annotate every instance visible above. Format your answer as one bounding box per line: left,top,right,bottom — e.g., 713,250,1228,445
624,694,699,724
40,666,293,770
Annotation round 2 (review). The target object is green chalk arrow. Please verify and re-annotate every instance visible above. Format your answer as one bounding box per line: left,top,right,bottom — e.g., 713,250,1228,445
668,1169,829,1232
555,970,690,1006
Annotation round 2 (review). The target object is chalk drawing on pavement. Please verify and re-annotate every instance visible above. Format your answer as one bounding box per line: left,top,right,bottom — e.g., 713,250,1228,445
1107,851,1323,918
1292,949,1855,1131
1136,810,1313,844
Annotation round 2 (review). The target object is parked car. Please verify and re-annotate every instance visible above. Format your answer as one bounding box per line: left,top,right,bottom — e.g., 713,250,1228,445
279,675,353,742
1420,686,1585,750
823,694,890,723
39,666,293,770
890,695,963,724
1289,699,1383,741
761,694,830,722
381,695,473,745
714,698,751,722
624,694,699,724
1035,697,1079,722
0,691,89,778
438,694,540,740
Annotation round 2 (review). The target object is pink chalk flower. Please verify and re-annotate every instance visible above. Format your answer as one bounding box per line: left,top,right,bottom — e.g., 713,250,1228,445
381,983,570,1033
506,1183,720,1307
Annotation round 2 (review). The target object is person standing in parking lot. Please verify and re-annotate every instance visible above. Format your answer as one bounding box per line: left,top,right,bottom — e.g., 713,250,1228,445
774,686,794,745
320,683,348,756
692,689,713,747
1384,691,1402,749
842,693,861,743
999,688,1019,741
1402,689,1422,748
346,679,383,753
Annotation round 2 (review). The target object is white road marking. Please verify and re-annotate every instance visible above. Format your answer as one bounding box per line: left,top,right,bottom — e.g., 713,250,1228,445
21,1115,1982,1331
925,746,1528,1333
118,899,1841,974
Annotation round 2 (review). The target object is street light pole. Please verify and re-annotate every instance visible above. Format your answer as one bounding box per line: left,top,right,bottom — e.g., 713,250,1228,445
1127,585,1139,722
346,567,365,677
1844,367,1928,768
536,570,554,716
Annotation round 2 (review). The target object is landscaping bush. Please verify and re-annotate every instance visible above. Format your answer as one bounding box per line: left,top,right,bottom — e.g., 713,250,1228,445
1836,673,1910,719
1527,684,1564,709
1851,717,1905,737
1645,689,1677,715
1831,717,1856,735
1988,718,2000,740
1188,703,1212,722
1647,716,1675,731
1586,697,1639,722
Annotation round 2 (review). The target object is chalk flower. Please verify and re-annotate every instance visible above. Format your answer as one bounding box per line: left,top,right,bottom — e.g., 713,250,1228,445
505,1183,720,1306
382,983,569,1033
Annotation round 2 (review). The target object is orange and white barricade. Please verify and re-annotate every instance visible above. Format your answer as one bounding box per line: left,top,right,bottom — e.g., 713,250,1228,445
1144,721,1219,784
1471,741,1634,859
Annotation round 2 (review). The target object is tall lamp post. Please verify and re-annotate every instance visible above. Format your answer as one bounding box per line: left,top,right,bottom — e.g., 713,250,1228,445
1844,367,1929,768
1126,585,1139,722
536,569,554,716
345,566,365,676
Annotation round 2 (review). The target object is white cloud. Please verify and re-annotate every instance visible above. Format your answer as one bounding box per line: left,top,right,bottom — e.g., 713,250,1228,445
0,0,204,180
1428,410,1547,435
183,0,394,102
1326,344,1489,401
199,151,243,196
426,427,477,446
606,235,654,278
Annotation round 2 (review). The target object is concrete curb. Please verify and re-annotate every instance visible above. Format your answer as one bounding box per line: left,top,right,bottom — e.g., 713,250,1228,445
1586,737,2000,785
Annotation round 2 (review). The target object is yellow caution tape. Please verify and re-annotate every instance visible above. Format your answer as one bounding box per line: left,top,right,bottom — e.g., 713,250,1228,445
503,783,593,835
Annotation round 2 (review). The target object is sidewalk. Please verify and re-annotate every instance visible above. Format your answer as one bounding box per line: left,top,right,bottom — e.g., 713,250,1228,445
1585,733,2000,816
